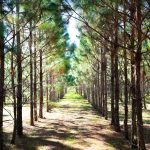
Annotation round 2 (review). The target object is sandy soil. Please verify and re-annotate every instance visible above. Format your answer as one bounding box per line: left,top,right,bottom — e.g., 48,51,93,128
3,93,146,150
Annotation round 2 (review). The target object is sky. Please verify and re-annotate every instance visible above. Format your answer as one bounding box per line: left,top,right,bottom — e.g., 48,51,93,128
67,17,80,46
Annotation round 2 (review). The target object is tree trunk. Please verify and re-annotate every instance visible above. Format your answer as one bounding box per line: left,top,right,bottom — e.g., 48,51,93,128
34,33,38,121
123,3,128,139
130,1,137,147
97,62,100,110
142,66,146,109
29,21,34,126
136,51,146,150
101,49,105,116
104,51,107,120
39,49,43,118
114,7,120,131
135,1,146,149
11,29,17,144
111,46,115,125
114,44,120,132
16,0,23,136
46,73,49,112
0,0,4,148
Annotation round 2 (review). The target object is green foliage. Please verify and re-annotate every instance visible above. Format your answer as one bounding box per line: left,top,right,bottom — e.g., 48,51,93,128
65,74,76,86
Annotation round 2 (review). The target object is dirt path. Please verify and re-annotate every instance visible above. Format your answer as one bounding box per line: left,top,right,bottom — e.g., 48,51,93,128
6,93,131,150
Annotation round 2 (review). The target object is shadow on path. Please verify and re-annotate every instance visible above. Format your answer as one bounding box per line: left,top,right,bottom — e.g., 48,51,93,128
5,92,132,150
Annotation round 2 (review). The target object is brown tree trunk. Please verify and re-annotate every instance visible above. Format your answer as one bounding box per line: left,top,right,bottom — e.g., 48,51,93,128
114,8,120,131
34,33,38,121
11,52,17,144
124,40,129,139
130,1,137,147
39,49,43,118
16,0,23,136
135,51,146,150
111,47,115,125
11,29,17,144
114,44,120,132
46,73,49,112
101,49,105,116
104,50,107,120
123,2,128,139
49,73,52,101
29,21,34,126
142,66,146,109
135,1,146,149
0,0,4,148
97,62,100,110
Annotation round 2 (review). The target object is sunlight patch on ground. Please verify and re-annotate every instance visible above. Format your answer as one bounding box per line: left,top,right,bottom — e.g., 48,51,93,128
5,92,135,150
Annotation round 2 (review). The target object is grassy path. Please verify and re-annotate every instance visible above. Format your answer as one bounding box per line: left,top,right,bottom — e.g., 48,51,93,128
6,92,131,150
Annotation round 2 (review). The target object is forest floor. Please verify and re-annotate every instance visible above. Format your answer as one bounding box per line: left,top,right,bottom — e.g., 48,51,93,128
4,92,149,150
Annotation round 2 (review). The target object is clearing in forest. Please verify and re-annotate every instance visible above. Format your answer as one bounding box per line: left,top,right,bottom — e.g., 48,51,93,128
6,92,131,150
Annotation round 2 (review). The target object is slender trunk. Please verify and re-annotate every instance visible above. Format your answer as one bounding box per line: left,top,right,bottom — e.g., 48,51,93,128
130,1,137,147
136,1,146,149
114,45,120,132
104,52,107,120
111,47,115,125
16,0,23,136
131,51,137,148
11,29,17,144
49,74,52,101
39,49,43,118
0,0,4,148
142,66,146,109
29,21,34,126
136,51,146,150
114,6,120,131
97,62,100,110
34,33,37,121
123,2,128,139
124,42,129,139
46,73,49,112
101,49,105,116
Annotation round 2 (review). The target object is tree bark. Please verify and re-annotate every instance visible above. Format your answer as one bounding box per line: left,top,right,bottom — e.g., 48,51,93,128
46,73,49,112
123,2,128,139
0,0,4,148
16,0,23,136
111,46,115,125
114,7,120,131
34,32,38,121
130,1,137,147
29,21,34,126
39,49,43,118
104,50,107,120
135,1,146,149
11,29,17,144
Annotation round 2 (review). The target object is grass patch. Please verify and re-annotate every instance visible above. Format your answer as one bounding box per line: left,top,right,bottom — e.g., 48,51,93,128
64,92,84,99
48,101,59,111
65,135,77,143
89,117,100,123
82,104,92,111
143,109,150,124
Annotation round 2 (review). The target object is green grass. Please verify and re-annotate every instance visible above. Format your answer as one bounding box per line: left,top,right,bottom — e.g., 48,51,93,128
64,135,77,143
63,92,84,99
143,109,150,124
47,101,59,111
58,92,92,111
107,98,150,125
47,92,91,112
48,92,150,126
